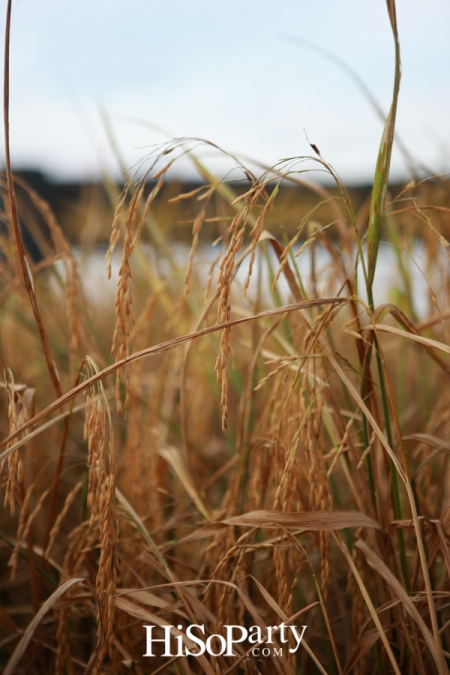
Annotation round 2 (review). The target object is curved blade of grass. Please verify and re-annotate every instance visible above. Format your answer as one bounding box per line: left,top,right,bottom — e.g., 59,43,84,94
344,629,389,675
0,298,345,454
362,0,411,601
3,0,62,400
355,540,442,669
366,323,450,355
289,291,445,668
334,534,402,675
158,444,212,521
367,0,401,290
373,304,450,375
115,488,207,632
3,577,89,675
115,488,171,575
0,397,111,464
282,33,422,175
325,342,447,672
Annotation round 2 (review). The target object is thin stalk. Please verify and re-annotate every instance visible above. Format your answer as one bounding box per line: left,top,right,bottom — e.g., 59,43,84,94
3,0,61,400
364,0,408,587
3,0,72,590
369,288,408,589
361,397,377,511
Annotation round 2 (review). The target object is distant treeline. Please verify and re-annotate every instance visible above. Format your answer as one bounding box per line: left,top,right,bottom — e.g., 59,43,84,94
6,169,450,253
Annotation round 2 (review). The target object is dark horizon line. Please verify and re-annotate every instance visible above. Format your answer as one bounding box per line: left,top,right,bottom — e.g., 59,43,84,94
5,165,422,191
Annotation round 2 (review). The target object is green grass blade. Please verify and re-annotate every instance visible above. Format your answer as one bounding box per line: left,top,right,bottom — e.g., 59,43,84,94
367,0,401,290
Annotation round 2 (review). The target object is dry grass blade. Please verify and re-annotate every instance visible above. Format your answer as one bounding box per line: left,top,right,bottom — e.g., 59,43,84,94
115,488,170,574
114,597,185,632
116,588,171,609
0,399,96,464
3,0,61,400
261,231,303,301
344,630,383,675
0,298,345,452
334,534,402,675
3,578,88,675
222,510,381,531
373,303,450,374
158,444,212,521
367,323,450,355
355,540,444,671
325,341,446,667
404,434,450,477
249,573,321,624
2,0,449,670
403,434,450,451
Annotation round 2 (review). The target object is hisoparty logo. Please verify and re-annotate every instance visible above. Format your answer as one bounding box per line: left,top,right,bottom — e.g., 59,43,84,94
143,622,307,658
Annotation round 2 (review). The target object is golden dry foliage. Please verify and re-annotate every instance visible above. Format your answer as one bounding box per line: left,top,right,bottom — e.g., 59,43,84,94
3,368,22,517
2,138,450,674
2,3,450,671
107,166,165,414
83,358,118,672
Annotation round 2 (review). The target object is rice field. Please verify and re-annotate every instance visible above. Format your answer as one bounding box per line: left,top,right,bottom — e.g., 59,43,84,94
1,1,450,673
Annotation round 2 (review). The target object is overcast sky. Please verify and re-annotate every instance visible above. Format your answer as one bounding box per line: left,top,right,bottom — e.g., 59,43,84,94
1,0,449,183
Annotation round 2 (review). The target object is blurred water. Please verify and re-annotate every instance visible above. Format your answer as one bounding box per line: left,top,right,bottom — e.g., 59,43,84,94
73,240,448,321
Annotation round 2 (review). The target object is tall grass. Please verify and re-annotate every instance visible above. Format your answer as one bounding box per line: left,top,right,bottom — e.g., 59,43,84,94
1,0,450,673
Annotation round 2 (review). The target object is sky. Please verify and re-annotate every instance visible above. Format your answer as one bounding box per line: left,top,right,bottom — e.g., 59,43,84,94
1,0,449,184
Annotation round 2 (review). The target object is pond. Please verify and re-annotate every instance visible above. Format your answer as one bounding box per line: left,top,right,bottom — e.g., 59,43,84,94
69,238,447,322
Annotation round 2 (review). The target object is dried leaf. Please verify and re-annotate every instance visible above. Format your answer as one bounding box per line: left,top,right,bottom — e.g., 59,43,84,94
403,433,450,452
367,323,450,355
4,578,88,675
355,540,441,669
222,510,381,531
117,589,171,609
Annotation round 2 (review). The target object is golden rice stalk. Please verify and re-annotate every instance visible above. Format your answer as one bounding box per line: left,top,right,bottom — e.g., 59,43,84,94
108,172,164,413
110,187,142,413
273,545,291,620
215,201,253,430
45,480,84,559
244,180,280,295
215,323,232,431
82,357,118,671
54,609,72,675
3,368,23,516
299,325,332,599
118,290,163,534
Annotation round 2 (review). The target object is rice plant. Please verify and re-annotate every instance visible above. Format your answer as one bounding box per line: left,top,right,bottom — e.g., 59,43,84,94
1,0,450,673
